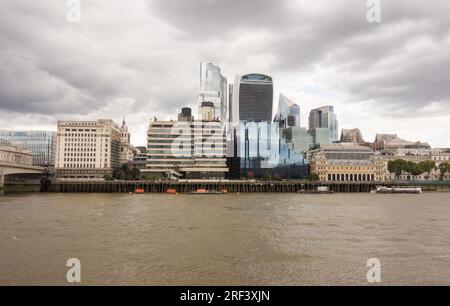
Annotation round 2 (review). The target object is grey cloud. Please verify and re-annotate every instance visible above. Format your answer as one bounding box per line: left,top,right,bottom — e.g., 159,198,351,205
0,0,449,146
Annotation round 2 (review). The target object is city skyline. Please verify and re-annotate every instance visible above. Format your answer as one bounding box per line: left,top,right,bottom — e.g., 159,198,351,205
1,1,450,148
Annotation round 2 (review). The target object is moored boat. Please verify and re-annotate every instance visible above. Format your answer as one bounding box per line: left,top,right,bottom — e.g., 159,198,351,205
166,188,177,194
297,186,334,194
188,188,226,194
371,186,422,194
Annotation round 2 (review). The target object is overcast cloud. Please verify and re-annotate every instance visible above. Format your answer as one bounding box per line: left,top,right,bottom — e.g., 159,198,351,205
0,0,449,146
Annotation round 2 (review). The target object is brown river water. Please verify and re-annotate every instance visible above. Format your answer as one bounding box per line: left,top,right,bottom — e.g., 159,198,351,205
1,192,450,285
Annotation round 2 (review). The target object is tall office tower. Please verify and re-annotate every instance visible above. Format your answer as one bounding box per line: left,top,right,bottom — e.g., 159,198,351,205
308,105,338,143
119,118,133,165
231,74,274,125
200,102,215,122
55,120,122,179
198,62,228,121
0,130,56,166
274,94,300,128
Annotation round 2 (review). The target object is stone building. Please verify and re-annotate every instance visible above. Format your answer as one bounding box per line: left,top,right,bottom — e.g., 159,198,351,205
55,120,122,179
308,143,385,182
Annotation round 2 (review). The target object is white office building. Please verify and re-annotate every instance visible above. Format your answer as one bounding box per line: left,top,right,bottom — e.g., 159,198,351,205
55,120,122,179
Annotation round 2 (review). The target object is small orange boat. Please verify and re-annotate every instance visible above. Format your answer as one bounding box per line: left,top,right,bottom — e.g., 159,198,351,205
189,188,225,194
166,188,177,194
134,188,145,194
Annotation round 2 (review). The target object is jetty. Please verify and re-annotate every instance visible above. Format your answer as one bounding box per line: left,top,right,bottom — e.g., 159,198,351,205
50,180,450,193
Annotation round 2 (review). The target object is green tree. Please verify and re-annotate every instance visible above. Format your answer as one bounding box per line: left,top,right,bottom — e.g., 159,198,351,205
387,159,406,180
419,160,436,180
308,173,320,181
438,162,450,180
409,163,425,181
113,169,126,180
131,167,141,180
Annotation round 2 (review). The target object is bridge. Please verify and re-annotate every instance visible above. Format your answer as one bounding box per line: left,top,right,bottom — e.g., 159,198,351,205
0,161,45,193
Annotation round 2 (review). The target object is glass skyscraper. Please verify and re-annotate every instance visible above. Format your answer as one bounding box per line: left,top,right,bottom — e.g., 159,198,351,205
308,106,338,143
198,62,228,121
0,130,56,166
274,94,300,128
227,74,308,179
231,74,273,124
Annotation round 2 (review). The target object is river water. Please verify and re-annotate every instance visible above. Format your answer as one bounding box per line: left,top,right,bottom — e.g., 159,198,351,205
1,193,450,285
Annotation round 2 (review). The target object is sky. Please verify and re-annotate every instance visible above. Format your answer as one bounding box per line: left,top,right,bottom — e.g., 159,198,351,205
1,0,449,147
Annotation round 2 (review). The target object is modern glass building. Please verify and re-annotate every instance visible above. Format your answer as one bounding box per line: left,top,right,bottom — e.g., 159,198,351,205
308,105,338,143
231,74,273,124
198,62,228,121
274,94,300,128
229,121,308,179
0,130,56,166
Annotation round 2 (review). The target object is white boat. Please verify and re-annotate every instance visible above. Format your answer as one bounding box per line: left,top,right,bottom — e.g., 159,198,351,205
371,186,422,194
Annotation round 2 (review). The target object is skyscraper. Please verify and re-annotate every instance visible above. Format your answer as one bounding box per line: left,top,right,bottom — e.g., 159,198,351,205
274,94,300,128
308,106,338,143
198,62,228,121
231,74,274,124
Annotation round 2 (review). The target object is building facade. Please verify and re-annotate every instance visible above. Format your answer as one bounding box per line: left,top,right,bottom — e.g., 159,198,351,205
198,62,228,121
369,134,430,153
200,102,215,122
0,130,56,166
282,127,330,154
274,94,300,128
55,120,122,179
309,144,385,182
308,106,338,143
231,74,273,124
340,128,365,144
119,118,133,165
0,144,33,165
380,148,450,181
144,116,228,180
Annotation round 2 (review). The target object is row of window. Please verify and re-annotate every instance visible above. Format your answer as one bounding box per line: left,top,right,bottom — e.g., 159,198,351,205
64,129,98,132
64,143,105,147
326,173,376,181
63,163,107,168
64,148,98,152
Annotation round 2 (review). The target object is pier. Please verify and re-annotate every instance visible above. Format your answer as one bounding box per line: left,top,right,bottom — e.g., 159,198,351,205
50,180,450,193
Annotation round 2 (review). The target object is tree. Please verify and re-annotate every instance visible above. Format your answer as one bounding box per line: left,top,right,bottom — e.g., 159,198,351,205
387,159,406,180
113,169,126,180
419,160,436,180
308,173,320,181
131,167,141,180
438,162,450,180
409,163,425,181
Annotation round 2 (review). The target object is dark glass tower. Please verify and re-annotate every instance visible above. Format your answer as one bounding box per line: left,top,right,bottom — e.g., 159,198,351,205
232,74,273,123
